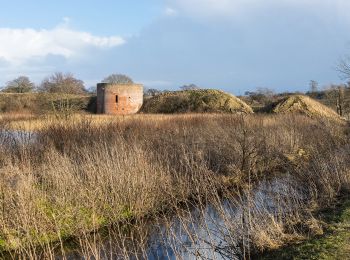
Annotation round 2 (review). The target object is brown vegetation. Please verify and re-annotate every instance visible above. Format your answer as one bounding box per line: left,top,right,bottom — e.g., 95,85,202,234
142,89,253,114
0,113,349,259
272,95,344,122
0,93,92,115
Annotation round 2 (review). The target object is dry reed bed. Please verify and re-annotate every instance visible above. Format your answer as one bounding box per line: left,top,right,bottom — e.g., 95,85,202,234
3,113,226,131
0,114,349,259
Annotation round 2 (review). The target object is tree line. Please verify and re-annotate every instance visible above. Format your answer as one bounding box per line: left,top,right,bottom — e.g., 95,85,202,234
1,72,202,97
0,73,134,95
2,56,350,113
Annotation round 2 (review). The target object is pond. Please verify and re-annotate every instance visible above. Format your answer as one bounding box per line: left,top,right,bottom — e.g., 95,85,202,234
63,173,305,260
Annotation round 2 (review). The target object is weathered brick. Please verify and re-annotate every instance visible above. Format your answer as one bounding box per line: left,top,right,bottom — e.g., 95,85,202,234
96,83,143,115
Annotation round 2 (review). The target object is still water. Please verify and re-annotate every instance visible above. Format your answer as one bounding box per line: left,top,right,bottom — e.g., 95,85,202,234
65,174,302,260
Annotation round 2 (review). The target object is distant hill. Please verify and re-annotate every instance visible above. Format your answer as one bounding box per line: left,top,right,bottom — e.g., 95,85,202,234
272,95,344,122
141,89,254,114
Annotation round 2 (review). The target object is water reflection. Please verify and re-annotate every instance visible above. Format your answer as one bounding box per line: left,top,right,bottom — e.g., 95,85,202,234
62,174,303,260
0,129,36,144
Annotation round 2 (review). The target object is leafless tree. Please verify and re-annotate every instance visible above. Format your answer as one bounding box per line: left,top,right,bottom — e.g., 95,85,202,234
180,84,200,91
87,86,97,94
325,84,346,116
338,55,350,80
245,87,275,108
102,74,134,84
255,87,275,97
144,88,162,97
39,72,86,94
2,76,35,93
309,80,318,93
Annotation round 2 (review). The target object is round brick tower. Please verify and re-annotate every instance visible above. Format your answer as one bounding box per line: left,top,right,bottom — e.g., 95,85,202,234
96,83,143,115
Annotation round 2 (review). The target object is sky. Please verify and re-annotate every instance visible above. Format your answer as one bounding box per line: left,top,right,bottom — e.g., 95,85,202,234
0,0,349,94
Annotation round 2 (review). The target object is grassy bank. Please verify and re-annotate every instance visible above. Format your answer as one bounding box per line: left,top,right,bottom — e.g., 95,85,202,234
0,114,349,258
260,195,350,259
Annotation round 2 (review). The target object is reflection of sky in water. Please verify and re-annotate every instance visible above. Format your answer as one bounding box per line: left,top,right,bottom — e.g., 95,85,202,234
57,174,305,259
145,175,305,260
0,130,36,145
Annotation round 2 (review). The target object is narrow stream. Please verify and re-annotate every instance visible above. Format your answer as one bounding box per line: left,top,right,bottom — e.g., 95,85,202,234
146,174,304,260
64,173,305,260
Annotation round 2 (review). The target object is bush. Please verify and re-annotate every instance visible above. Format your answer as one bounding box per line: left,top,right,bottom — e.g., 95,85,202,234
0,94,36,113
0,93,92,115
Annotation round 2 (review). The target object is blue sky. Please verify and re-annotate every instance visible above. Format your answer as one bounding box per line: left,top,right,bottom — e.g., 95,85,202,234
0,0,349,94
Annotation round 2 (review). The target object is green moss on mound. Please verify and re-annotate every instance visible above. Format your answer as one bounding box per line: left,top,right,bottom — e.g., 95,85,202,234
142,90,253,114
273,95,343,122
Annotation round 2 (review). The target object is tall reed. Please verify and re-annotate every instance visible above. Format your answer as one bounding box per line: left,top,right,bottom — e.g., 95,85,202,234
0,114,348,259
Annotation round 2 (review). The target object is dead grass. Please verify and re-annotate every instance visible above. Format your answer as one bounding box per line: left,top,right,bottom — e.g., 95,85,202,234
0,113,349,259
0,93,93,115
4,113,248,131
273,95,344,123
142,89,254,114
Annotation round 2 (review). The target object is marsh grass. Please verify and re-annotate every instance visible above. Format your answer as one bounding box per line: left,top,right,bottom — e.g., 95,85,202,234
259,194,350,259
0,114,349,259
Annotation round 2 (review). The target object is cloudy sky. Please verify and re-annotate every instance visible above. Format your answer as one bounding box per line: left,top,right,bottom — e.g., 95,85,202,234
0,0,349,94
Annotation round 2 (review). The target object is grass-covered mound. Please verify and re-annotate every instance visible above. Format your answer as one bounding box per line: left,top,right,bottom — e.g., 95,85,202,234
142,89,253,114
272,95,343,121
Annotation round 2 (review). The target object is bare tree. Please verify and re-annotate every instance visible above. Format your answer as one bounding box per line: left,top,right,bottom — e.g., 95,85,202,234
245,87,275,108
309,80,318,93
102,74,134,84
325,84,346,116
87,86,97,94
2,76,35,93
255,87,275,97
180,84,200,91
40,72,86,94
338,55,350,80
144,88,162,97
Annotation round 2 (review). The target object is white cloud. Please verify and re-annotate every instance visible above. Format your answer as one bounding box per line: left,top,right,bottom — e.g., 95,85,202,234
173,0,241,17
0,22,125,65
171,0,350,19
164,7,178,16
62,17,71,25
